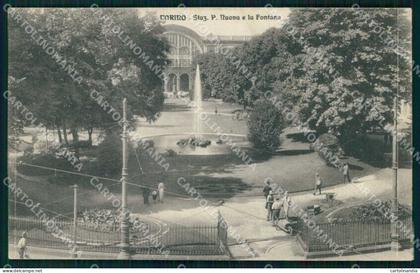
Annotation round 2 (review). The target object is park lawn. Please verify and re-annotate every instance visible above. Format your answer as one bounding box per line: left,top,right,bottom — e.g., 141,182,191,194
135,109,248,138
126,132,379,200
12,99,381,219
129,99,379,200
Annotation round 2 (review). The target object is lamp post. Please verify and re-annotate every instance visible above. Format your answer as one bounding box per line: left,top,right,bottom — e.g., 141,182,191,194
71,184,78,258
390,96,401,251
390,8,401,251
117,98,131,259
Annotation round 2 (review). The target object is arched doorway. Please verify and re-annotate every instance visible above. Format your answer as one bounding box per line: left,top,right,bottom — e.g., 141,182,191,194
167,74,177,93
180,74,190,92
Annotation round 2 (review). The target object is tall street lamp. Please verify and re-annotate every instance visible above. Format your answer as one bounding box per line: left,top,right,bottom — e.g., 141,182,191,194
390,96,401,251
390,8,402,251
71,184,78,258
117,98,131,259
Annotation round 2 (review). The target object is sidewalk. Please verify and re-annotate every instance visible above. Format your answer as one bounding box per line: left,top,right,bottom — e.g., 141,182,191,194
8,245,116,260
220,168,412,260
8,245,230,260
125,168,412,260
8,168,412,260
217,168,411,260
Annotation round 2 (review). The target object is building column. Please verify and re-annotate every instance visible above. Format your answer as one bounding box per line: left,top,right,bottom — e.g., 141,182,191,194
171,76,176,93
188,74,193,91
163,73,168,93
176,74,180,93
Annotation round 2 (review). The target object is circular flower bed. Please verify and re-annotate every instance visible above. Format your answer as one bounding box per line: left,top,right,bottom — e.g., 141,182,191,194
77,209,149,233
332,200,411,222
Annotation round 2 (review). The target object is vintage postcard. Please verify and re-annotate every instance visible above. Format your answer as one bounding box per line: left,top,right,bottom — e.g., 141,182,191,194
5,6,413,262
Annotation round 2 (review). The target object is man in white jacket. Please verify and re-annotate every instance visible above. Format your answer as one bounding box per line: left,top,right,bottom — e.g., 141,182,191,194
282,191,291,219
158,182,165,203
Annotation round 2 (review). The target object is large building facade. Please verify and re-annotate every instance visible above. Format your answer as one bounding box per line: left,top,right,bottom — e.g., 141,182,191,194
162,24,252,95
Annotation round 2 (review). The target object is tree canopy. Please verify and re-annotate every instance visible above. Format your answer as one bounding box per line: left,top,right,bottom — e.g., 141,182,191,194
8,9,170,144
285,8,411,140
195,8,411,142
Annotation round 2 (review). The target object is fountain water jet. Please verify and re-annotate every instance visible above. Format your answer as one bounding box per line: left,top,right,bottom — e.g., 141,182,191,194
164,65,250,155
193,64,203,134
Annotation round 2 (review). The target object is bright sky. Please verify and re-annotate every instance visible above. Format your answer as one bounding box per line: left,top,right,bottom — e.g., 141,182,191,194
137,8,291,36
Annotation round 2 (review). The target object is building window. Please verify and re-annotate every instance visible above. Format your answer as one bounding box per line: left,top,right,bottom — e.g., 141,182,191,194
179,46,190,55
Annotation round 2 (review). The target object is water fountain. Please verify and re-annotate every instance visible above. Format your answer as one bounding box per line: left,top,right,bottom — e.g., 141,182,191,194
142,63,249,155
177,64,211,149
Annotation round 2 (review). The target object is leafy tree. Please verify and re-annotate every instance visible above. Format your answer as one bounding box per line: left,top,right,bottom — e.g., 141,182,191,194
194,46,257,103
197,9,411,146
8,9,170,145
194,52,231,99
247,99,284,149
284,9,411,142
7,77,26,150
195,28,299,106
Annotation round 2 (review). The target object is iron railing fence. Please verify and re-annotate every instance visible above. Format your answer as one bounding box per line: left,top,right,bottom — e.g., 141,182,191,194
9,214,230,257
296,216,413,254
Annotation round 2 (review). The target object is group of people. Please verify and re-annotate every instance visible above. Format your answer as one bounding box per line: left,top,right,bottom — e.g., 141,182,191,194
142,182,165,205
262,163,353,226
263,181,291,226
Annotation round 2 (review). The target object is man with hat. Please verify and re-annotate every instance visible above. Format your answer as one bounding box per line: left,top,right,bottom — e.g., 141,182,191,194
17,231,28,259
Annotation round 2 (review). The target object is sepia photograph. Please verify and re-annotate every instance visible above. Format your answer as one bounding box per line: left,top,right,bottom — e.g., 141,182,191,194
3,5,415,264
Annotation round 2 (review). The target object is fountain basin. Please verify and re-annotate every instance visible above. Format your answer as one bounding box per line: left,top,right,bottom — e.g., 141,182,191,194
141,133,250,156
177,136,211,148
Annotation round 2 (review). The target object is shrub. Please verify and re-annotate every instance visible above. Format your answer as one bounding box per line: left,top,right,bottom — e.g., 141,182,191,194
138,139,154,149
342,135,386,167
96,132,123,176
163,149,177,157
398,132,412,168
247,99,284,150
18,153,73,176
311,133,343,167
69,140,92,149
33,139,48,153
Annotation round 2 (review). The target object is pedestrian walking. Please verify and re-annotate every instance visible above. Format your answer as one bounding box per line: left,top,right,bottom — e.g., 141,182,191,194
158,182,165,203
265,191,274,221
151,190,158,203
17,231,28,259
142,187,150,205
314,172,323,195
342,163,351,183
271,197,282,225
214,106,218,115
263,178,272,199
70,244,80,258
